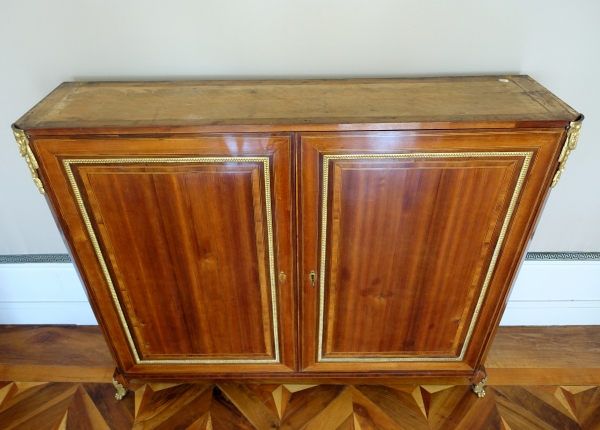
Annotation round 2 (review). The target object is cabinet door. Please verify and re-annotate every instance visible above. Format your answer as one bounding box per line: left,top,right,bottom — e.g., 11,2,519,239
299,130,564,373
35,134,295,375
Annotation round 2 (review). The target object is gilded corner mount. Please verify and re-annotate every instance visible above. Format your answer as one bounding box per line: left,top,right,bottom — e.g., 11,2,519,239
472,375,488,398
11,125,45,194
551,115,584,188
112,378,128,400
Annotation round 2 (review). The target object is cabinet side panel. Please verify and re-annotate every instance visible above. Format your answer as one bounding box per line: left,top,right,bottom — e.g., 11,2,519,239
465,129,567,367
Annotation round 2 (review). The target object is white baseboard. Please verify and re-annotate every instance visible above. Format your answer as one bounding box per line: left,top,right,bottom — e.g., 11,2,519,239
499,259,600,325
0,301,98,325
1,259,599,326
500,300,600,326
0,263,96,325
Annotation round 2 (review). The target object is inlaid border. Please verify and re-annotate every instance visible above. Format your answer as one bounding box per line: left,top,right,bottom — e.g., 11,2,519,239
63,157,280,365
318,152,533,363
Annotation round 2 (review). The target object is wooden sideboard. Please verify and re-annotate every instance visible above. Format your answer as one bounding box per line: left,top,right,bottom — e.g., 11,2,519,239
12,77,582,399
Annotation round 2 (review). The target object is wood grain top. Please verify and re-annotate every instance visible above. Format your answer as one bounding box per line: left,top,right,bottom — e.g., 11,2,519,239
15,76,578,133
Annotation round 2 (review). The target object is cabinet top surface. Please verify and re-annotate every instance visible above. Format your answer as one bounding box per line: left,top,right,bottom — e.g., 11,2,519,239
15,76,578,133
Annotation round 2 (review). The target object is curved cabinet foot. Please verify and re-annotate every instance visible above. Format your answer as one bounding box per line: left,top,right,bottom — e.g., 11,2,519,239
112,378,128,400
472,375,488,397
112,368,129,400
469,365,488,398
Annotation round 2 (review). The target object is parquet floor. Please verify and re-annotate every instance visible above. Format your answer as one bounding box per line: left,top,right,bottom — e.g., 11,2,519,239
1,380,599,429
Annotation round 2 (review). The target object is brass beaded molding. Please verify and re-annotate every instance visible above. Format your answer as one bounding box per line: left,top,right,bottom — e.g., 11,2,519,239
63,157,281,365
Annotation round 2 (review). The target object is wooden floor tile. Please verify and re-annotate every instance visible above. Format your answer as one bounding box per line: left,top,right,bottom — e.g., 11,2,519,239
0,326,598,427
0,381,599,429
1,326,599,386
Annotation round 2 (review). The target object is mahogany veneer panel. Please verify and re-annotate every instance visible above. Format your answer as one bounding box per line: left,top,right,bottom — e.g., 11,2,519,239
325,157,516,357
77,162,273,359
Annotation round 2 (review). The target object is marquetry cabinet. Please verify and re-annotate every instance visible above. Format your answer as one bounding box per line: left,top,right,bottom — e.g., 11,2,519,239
12,77,582,398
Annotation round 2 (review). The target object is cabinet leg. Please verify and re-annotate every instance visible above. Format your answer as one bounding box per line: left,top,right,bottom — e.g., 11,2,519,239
469,365,488,398
112,368,129,401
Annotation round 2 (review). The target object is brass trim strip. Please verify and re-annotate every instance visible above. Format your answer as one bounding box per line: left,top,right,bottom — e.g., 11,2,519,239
64,157,280,365
12,124,45,194
317,152,532,363
551,114,584,187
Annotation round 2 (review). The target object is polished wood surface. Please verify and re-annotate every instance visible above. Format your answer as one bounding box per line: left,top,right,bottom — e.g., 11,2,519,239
0,325,115,383
16,76,577,134
324,157,514,357
486,326,600,369
14,77,581,385
486,326,600,386
299,130,565,373
1,380,599,429
1,326,598,385
34,135,296,374
0,326,112,366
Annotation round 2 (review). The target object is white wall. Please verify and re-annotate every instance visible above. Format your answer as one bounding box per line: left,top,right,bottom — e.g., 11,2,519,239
2,260,599,325
1,0,599,255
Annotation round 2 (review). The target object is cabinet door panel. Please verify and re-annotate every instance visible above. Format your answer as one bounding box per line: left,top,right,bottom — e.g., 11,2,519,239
35,135,295,374
325,158,516,357
300,131,563,372
77,162,274,359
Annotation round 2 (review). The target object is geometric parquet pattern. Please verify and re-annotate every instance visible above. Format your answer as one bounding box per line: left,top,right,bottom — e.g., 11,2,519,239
1,381,599,429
